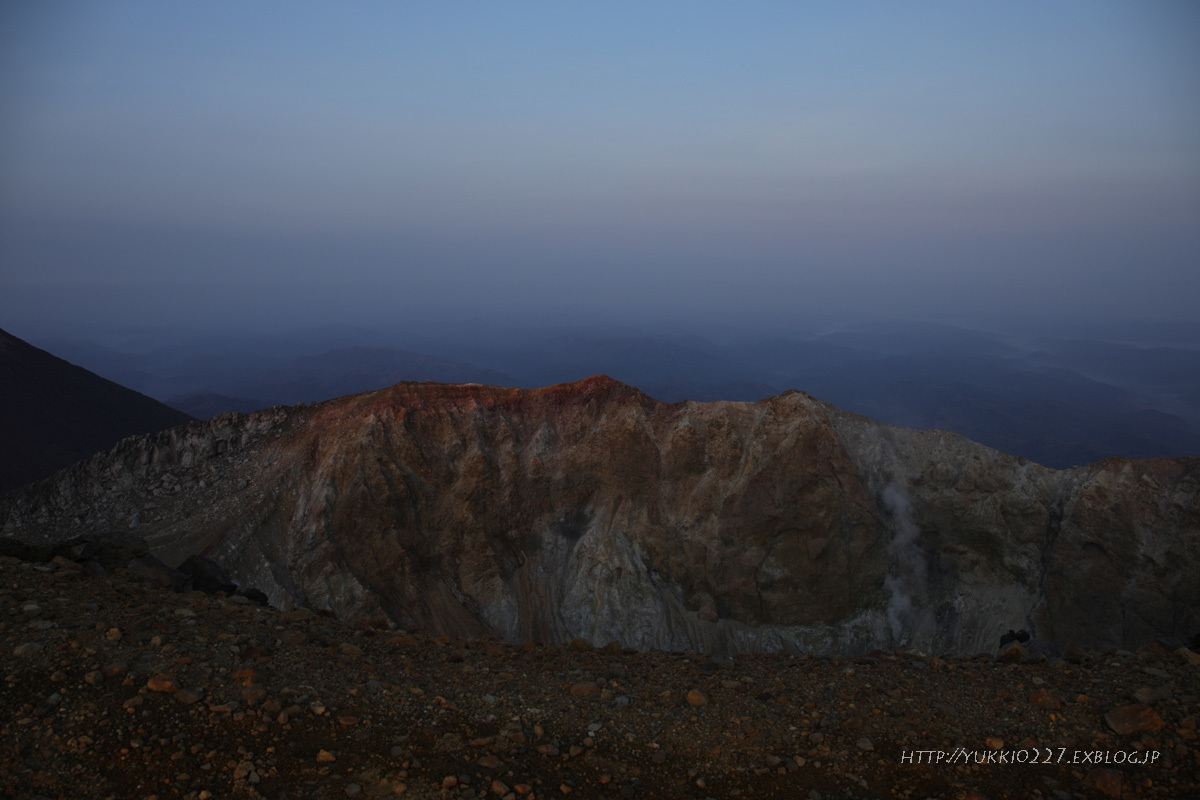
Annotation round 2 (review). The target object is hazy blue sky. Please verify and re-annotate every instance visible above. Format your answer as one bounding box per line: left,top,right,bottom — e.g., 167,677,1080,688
2,1,1198,335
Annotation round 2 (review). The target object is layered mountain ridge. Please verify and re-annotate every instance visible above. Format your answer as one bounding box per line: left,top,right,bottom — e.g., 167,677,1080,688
2,376,1196,656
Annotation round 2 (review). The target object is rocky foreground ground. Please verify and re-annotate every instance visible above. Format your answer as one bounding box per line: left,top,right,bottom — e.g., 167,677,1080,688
2,555,1198,800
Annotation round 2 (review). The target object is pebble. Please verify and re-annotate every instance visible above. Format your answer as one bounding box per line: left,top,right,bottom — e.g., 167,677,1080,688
1104,704,1163,734
1082,768,1123,797
102,661,128,678
1132,686,1171,705
175,689,202,705
12,642,43,658
146,674,178,693
241,685,267,704
996,642,1027,663
1175,647,1200,666
280,629,307,646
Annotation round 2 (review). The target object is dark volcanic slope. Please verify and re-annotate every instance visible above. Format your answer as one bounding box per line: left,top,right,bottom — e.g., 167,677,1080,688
0,328,192,496
2,377,1197,657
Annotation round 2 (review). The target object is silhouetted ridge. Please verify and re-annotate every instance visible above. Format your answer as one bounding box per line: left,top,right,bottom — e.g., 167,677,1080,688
0,328,193,495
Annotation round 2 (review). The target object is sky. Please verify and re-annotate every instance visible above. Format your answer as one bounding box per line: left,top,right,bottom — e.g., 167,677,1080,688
2,1,1198,337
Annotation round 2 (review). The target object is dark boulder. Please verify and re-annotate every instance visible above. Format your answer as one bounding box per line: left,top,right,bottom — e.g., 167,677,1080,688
0,531,151,570
999,629,1031,648
240,587,270,606
127,553,191,592
177,555,238,595
1025,638,1059,658
59,531,149,569
0,537,35,561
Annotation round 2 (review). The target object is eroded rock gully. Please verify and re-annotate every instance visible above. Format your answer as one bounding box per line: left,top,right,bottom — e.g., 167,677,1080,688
3,377,1197,657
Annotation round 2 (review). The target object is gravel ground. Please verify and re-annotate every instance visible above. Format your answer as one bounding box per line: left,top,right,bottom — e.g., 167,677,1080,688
2,556,1197,800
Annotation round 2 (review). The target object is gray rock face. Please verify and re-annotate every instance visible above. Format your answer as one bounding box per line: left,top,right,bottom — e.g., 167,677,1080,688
2,377,1197,656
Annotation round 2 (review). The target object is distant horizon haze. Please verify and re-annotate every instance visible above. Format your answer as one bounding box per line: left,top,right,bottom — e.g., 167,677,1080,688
2,2,1199,337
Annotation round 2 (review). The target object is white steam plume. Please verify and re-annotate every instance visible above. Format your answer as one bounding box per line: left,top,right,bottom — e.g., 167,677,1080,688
880,482,927,645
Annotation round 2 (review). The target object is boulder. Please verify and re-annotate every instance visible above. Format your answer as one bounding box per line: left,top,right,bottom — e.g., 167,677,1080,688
177,555,237,594
128,553,191,592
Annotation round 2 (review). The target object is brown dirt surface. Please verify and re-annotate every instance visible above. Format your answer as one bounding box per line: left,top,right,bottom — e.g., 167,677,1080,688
2,556,1197,799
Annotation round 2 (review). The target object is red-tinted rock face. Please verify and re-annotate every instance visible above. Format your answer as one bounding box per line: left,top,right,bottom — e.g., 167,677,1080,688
3,377,1197,656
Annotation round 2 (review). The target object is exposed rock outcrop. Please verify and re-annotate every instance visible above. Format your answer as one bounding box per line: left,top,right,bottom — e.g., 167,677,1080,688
2,376,1196,656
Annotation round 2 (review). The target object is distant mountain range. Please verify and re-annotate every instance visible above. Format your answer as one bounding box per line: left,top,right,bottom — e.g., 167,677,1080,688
0,328,192,495
162,347,515,417
164,391,265,419
21,319,1200,469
